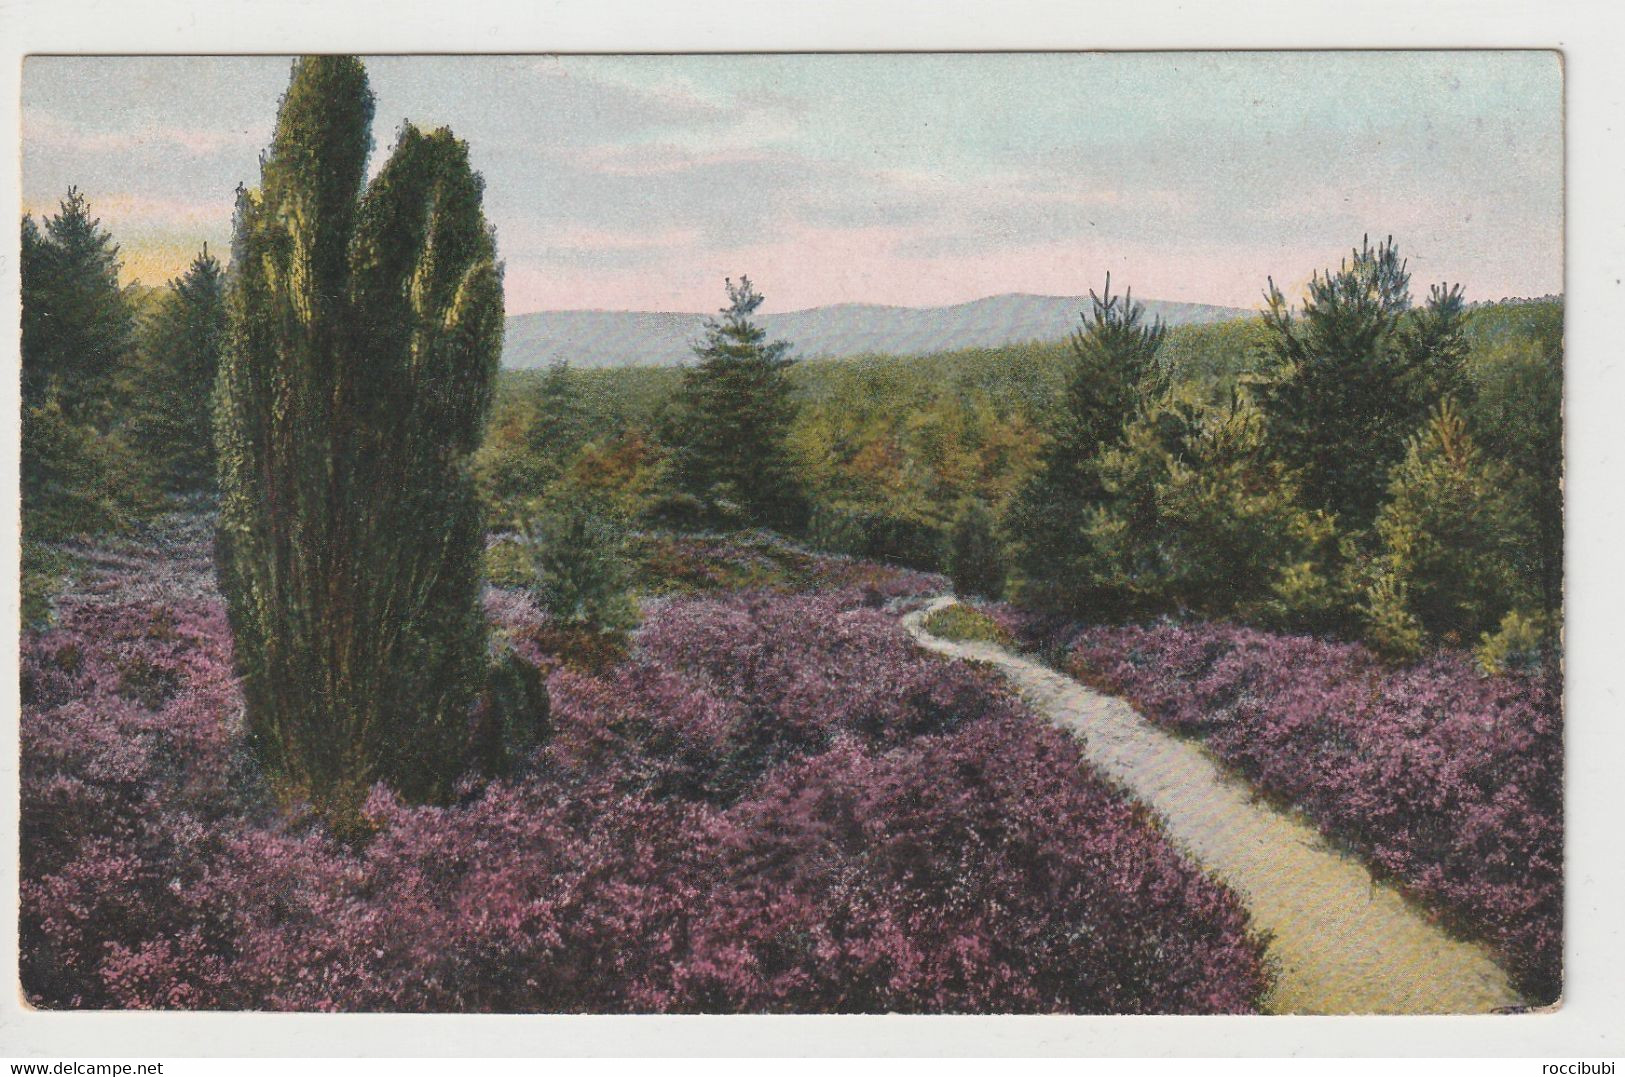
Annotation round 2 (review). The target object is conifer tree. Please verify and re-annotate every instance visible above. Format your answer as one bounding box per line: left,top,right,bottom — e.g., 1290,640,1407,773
20,214,50,410
1088,389,1338,625
669,277,806,532
215,56,505,818
520,500,639,633
528,358,591,465
474,358,591,519
1363,399,1530,653
1256,236,1469,534
132,245,228,492
20,195,154,540
1465,301,1564,627
20,189,135,425
1006,276,1167,615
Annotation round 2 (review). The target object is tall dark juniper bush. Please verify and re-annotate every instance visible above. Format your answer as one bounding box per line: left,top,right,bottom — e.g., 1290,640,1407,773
214,56,505,821
1007,275,1168,616
668,277,807,533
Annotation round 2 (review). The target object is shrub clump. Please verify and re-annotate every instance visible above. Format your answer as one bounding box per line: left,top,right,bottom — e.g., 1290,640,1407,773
921,604,1015,647
944,498,1005,599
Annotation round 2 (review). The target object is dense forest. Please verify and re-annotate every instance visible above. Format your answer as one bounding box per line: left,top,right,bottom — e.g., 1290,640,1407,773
474,267,1561,672
26,180,1562,673
20,169,1565,675
19,179,1565,727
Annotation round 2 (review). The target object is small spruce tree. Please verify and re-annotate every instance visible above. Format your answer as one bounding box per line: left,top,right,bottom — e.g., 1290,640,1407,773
668,277,807,532
520,500,639,633
1006,275,1167,616
474,358,592,520
131,245,228,492
945,497,1005,599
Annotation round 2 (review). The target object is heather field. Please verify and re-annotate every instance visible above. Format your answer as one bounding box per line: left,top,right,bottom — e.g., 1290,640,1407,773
18,54,1565,1025
982,612,1562,1004
19,518,1269,1012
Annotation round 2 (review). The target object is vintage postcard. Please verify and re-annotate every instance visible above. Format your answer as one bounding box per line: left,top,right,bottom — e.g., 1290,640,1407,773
15,49,1564,1025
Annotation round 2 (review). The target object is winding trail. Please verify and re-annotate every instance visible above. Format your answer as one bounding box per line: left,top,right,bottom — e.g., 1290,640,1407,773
904,597,1523,1015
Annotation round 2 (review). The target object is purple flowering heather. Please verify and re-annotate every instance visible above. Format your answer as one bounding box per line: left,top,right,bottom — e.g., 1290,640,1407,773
1059,621,1562,1003
21,522,1267,1012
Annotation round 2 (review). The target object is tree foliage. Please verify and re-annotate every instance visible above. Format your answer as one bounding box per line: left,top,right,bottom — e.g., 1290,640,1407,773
667,277,807,532
468,248,1556,666
1089,390,1339,626
1255,236,1469,534
21,401,157,543
214,56,505,819
1007,276,1168,615
20,189,135,423
1361,400,1531,659
944,498,1005,599
20,191,154,542
131,246,229,492
474,358,592,520
1463,299,1563,626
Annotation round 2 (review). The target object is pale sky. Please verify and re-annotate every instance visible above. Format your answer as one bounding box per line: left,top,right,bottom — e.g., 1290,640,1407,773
21,52,1563,314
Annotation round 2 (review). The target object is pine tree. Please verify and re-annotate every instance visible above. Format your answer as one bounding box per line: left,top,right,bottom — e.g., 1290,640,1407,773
1006,275,1167,615
1400,282,1472,407
20,196,154,541
1363,399,1530,652
528,358,591,465
1088,388,1338,625
1256,236,1469,534
20,189,135,425
132,245,228,492
214,56,505,820
474,358,592,520
20,214,50,410
669,277,806,532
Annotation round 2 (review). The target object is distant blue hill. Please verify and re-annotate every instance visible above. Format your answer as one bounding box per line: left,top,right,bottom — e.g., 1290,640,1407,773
502,292,1251,369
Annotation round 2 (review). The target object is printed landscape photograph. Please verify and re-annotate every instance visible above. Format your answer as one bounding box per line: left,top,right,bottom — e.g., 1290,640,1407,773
15,51,1563,1015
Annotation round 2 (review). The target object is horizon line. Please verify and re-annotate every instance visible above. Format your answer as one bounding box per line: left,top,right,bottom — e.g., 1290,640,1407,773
500,288,1564,320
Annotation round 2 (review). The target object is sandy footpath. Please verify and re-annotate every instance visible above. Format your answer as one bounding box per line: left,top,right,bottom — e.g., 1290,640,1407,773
904,597,1523,1015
